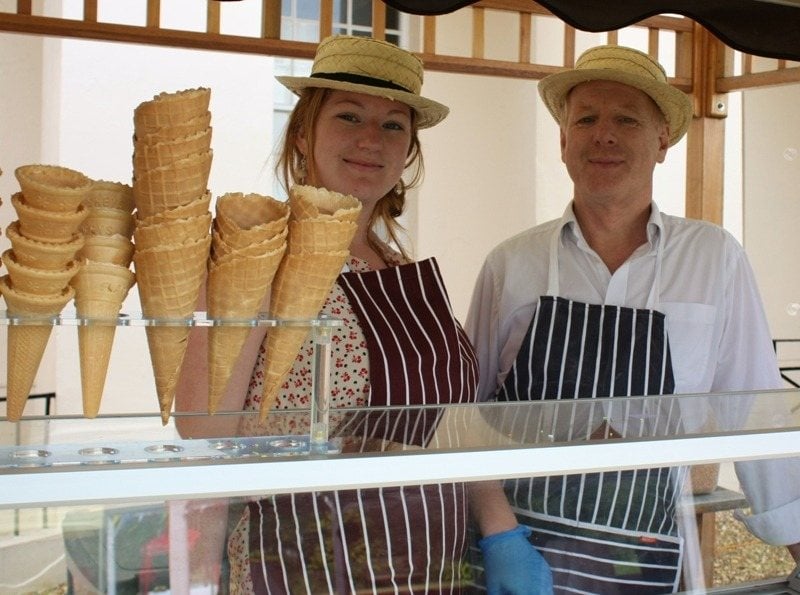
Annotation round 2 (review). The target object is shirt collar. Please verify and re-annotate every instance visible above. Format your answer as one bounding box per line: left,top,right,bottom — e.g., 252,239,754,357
558,200,664,254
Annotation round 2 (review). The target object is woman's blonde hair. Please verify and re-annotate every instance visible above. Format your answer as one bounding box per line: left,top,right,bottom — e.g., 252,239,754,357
275,87,424,261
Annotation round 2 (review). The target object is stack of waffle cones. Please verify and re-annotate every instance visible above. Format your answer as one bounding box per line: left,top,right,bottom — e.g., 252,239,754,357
72,179,137,418
0,164,91,421
206,192,290,413
257,185,361,423
131,87,213,424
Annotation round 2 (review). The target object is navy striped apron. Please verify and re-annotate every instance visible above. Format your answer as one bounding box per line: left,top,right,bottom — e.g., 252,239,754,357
493,228,686,594
244,258,478,594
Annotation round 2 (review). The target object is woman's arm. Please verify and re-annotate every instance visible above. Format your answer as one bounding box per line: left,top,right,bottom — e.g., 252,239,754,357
174,279,268,438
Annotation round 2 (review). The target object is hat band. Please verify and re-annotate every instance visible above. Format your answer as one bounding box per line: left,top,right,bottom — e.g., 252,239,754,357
310,72,413,94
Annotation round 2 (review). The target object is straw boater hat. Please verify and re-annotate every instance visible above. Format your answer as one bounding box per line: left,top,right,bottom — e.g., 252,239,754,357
277,35,449,129
538,45,694,146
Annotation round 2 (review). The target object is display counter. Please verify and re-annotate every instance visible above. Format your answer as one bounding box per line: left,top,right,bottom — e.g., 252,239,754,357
1,390,800,593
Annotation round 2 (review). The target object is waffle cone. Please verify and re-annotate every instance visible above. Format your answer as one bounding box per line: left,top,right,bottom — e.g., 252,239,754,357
133,236,211,423
71,262,136,418
133,128,212,172
85,180,135,212
81,207,135,238
206,243,286,413
15,164,92,212
259,250,350,421
12,193,88,243
287,219,358,254
210,227,288,265
289,185,362,222
133,112,212,144
6,221,85,270
133,151,212,217
0,277,74,421
214,193,289,245
136,191,211,224
133,212,211,249
80,234,134,266
133,88,211,135
2,250,80,295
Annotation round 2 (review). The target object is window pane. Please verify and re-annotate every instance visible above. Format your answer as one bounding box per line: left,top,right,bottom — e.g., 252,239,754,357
352,0,372,27
385,8,399,30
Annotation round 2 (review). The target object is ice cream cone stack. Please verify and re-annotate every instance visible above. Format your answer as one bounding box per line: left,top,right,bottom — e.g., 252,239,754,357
70,262,135,418
131,87,214,422
205,193,290,413
2,164,94,419
257,185,361,422
0,277,75,421
77,179,136,271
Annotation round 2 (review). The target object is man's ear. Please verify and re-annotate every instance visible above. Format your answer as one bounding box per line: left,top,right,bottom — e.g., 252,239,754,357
656,125,669,164
560,127,568,164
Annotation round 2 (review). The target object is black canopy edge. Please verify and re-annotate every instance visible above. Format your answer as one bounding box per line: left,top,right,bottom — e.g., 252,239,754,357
382,0,800,61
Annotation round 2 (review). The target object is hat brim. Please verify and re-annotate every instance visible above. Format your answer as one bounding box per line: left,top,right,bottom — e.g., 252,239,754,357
277,75,450,129
538,68,693,146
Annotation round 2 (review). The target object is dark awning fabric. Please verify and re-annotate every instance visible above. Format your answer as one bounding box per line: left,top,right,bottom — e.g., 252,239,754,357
382,0,800,61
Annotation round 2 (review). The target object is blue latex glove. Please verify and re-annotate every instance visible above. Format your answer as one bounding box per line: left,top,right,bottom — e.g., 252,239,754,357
478,525,554,594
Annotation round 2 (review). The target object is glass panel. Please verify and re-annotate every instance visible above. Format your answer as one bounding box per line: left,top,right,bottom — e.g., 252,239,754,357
352,0,372,27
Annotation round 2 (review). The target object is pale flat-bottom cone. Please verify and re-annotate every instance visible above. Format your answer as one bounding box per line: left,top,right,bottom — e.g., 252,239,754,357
85,180,135,212
71,262,136,418
0,277,74,421
258,250,350,422
206,243,286,414
14,164,92,212
134,236,211,424
80,234,134,267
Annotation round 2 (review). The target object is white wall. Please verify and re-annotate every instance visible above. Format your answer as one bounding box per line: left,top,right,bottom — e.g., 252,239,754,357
743,84,800,340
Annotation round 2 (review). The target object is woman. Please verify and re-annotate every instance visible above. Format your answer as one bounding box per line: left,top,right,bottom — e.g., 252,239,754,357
177,35,478,593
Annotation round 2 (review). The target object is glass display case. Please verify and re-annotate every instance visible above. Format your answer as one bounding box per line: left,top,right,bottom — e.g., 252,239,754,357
2,384,800,593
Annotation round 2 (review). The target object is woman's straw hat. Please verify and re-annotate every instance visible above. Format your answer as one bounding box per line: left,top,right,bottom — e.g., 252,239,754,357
538,45,693,146
277,35,449,129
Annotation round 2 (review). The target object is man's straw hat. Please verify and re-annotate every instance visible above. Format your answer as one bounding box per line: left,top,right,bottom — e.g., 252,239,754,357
538,45,693,146
277,35,449,129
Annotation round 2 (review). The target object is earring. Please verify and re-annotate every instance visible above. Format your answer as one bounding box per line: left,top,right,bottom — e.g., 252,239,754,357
394,180,404,194
298,156,307,184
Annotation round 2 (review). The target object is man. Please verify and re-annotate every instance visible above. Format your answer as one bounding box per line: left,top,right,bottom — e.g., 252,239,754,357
466,45,800,593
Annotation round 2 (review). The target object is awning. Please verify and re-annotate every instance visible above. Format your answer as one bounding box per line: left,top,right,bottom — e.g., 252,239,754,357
383,0,800,61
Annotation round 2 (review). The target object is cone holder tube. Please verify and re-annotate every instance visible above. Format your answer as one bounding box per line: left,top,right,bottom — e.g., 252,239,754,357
0,311,341,455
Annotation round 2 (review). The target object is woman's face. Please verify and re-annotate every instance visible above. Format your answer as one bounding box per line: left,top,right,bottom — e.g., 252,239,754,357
297,90,413,206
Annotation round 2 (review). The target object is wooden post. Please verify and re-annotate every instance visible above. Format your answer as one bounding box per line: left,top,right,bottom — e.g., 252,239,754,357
684,25,729,224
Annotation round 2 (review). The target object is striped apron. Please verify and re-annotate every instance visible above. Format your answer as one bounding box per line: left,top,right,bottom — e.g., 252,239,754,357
494,228,687,594
241,258,478,594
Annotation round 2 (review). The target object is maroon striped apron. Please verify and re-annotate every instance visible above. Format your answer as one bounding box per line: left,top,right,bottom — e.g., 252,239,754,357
244,258,478,594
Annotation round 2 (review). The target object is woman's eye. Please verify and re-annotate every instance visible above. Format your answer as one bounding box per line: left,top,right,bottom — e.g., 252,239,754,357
384,121,406,131
337,113,359,123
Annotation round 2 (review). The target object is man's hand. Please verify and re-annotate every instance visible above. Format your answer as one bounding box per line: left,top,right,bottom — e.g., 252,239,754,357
479,525,553,594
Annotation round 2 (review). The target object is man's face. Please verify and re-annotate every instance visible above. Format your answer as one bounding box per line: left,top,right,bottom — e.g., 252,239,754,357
560,80,670,206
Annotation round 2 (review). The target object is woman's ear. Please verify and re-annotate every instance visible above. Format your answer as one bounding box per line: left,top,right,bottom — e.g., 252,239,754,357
295,126,308,156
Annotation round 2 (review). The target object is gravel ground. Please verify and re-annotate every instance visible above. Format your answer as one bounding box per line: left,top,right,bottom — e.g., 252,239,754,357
714,509,796,586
